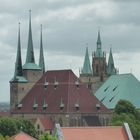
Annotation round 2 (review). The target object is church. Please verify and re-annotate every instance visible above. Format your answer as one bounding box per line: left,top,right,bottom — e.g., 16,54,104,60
9,12,119,126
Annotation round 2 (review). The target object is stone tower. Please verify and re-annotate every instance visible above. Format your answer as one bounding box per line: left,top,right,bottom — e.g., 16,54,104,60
92,30,107,81
10,11,45,111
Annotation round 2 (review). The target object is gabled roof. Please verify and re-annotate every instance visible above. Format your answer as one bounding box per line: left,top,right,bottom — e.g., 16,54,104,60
11,132,36,140
37,117,54,130
12,69,109,114
61,126,129,140
82,47,92,75
95,73,140,109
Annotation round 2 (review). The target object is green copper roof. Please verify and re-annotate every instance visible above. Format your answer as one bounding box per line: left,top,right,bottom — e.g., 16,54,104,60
107,48,116,75
95,31,104,58
10,76,28,83
39,25,45,73
25,10,35,64
23,63,41,70
82,47,92,75
95,73,140,109
14,23,23,77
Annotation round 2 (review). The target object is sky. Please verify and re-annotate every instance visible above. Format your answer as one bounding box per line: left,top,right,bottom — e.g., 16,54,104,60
0,0,140,102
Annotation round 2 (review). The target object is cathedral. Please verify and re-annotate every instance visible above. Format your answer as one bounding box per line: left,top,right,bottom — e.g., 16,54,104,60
9,12,116,126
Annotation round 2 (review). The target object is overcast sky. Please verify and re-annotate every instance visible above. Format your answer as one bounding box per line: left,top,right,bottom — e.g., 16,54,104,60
0,0,140,102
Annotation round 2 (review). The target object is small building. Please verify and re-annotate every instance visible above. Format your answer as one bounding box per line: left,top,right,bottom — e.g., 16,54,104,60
95,73,140,109
34,117,54,135
55,123,134,140
11,132,37,140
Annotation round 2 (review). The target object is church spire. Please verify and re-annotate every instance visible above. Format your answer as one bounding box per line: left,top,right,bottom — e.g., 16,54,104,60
14,23,23,78
97,30,101,48
26,10,35,63
82,45,92,75
39,24,45,73
107,48,116,76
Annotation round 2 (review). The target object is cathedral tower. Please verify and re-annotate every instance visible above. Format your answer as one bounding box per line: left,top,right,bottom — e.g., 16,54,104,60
92,31,107,81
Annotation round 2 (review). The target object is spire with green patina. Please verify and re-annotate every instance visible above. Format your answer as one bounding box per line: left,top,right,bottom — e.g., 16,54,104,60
26,10,35,63
107,48,116,75
82,46,92,75
39,24,45,73
95,30,103,57
14,23,23,78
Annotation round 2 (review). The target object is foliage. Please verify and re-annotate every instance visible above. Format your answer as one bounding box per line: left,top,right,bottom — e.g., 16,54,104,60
0,117,37,138
110,100,140,140
0,134,11,140
39,132,57,140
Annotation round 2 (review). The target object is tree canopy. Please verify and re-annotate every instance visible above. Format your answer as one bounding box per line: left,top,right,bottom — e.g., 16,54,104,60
110,99,140,140
0,117,37,138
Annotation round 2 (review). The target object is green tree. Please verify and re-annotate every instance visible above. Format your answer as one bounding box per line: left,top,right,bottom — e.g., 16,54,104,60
0,117,37,138
110,100,140,140
0,134,12,140
39,132,57,140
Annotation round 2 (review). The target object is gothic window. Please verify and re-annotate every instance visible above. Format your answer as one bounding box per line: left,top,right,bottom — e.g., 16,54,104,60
96,64,99,74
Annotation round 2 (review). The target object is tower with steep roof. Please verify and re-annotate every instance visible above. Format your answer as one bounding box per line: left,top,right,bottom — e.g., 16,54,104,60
39,24,45,73
107,48,116,76
92,31,107,79
10,23,27,110
23,10,43,83
10,11,45,111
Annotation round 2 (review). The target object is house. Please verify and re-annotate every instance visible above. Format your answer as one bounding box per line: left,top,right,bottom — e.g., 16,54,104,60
34,117,54,135
55,123,134,140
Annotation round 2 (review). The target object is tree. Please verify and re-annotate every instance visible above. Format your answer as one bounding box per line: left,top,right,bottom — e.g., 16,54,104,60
110,100,140,140
0,117,37,138
39,132,57,140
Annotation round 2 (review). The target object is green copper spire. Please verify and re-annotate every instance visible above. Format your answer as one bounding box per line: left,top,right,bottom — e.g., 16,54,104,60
82,46,92,75
14,23,23,77
95,30,103,57
26,10,35,63
97,30,101,47
39,24,45,73
107,48,116,75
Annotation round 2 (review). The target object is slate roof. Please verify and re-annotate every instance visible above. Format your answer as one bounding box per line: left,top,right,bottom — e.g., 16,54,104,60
95,73,140,109
61,126,129,140
12,69,109,114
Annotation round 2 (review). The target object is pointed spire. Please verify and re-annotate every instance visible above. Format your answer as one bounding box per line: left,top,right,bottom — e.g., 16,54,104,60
95,30,103,58
97,30,101,48
82,45,92,75
39,24,45,73
26,10,35,63
107,48,116,75
14,23,23,78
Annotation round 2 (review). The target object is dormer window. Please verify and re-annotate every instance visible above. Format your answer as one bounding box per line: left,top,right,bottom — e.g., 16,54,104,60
44,79,49,90
96,103,101,110
33,97,38,110
33,103,38,110
75,79,80,88
75,100,80,111
60,98,64,111
17,103,22,109
43,103,48,110
54,81,59,89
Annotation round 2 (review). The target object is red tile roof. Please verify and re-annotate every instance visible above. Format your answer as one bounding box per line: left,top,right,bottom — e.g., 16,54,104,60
61,127,128,140
38,117,54,130
11,132,36,140
12,69,109,114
